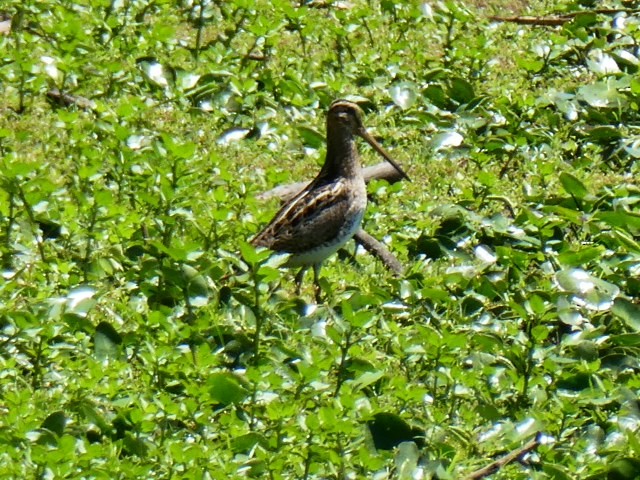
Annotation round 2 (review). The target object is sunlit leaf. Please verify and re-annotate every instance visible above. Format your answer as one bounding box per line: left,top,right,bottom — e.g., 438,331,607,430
66,286,97,316
217,127,251,145
352,370,384,392
389,82,417,110
586,50,620,75
612,50,639,69
395,441,420,480
578,80,626,108
555,268,620,310
136,57,174,88
432,131,463,150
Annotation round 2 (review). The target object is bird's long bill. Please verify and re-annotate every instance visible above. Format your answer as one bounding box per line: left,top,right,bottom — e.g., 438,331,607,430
358,128,411,181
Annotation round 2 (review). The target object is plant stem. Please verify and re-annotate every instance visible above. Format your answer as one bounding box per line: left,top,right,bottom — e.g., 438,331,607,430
252,269,263,362
333,327,352,397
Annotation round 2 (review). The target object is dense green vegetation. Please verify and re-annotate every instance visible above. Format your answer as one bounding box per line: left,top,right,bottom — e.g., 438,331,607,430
1,0,640,478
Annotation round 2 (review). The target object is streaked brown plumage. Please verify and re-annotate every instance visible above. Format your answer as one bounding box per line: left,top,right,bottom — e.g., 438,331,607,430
252,99,409,299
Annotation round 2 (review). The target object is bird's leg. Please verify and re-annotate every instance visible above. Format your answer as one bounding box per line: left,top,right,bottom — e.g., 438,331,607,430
295,267,308,295
313,263,323,303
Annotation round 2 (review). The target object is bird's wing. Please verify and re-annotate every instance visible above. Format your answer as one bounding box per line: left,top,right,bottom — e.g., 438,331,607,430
251,179,353,254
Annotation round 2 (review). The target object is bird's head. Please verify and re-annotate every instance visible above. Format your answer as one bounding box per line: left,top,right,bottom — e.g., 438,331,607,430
327,99,410,181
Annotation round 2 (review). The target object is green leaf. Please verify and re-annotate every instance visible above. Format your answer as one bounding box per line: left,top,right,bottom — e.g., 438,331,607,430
557,246,604,267
148,240,188,261
578,80,626,108
136,57,174,89
167,139,196,159
297,126,324,148
559,172,588,199
583,125,622,142
231,433,268,453
610,229,640,253
423,68,446,82
4,161,37,178
542,463,573,480
542,205,584,224
607,458,640,479
78,401,111,434
432,131,463,150
239,241,271,266
41,411,66,437
94,321,122,360
352,370,385,392
571,12,598,28
516,56,544,73
610,333,640,346
448,77,475,104
208,372,249,405
367,412,423,450
612,298,640,332
596,211,640,235
123,433,149,457
556,372,593,391
423,84,449,109
182,264,209,300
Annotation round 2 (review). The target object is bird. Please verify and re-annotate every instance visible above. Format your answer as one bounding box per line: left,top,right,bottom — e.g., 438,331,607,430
251,99,410,300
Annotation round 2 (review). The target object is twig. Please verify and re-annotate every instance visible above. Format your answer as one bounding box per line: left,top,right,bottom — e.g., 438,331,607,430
256,162,406,202
489,9,640,26
464,433,542,480
46,88,97,111
354,228,404,276
488,15,570,26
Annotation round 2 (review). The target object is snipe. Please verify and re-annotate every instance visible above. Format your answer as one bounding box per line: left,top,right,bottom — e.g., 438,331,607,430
251,99,410,300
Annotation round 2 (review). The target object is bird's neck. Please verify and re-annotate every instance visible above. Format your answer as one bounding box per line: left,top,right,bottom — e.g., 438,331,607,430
320,124,361,180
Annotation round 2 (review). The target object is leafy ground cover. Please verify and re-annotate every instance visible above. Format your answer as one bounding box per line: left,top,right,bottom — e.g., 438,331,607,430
1,0,640,478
